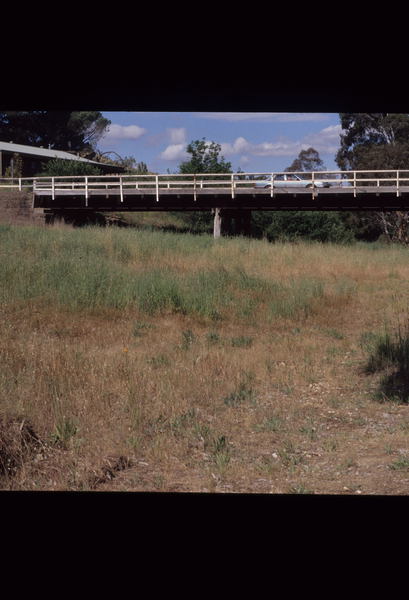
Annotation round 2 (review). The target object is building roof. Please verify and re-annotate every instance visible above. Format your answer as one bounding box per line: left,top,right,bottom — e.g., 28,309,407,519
0,141,123,171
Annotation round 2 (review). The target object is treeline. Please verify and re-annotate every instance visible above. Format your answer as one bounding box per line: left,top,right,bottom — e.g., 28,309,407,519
172,209,382,243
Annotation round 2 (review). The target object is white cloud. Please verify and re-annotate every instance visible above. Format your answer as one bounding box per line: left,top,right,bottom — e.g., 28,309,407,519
220,125,342,161
194,112,330,123
104,124,146,140
159,143,188,161
167,127,186,144
221,137,251,155
157,128,189,161
303,124,342,154
221,137,304,158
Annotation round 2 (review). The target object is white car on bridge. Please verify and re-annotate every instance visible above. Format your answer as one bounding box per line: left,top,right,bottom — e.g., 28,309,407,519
254,173,331,188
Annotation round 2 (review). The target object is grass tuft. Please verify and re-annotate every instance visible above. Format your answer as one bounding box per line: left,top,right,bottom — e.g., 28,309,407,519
364,322,409,403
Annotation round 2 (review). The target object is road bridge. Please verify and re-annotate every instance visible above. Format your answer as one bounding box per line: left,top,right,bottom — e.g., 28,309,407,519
2,170,409,236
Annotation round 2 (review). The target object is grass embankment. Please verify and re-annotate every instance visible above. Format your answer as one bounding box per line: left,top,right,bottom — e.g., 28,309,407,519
2,223,409,493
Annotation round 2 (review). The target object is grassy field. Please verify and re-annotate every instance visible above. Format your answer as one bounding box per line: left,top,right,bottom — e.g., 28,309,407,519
2,221,409,493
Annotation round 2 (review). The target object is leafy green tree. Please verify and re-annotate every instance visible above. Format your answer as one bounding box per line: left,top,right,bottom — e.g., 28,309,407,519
285,147,326,173
336,113,409,243
336,113,409,171
0,111,110,156
179,139,232,174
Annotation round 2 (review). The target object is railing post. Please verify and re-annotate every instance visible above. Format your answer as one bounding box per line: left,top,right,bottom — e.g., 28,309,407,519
156,175,159,202
52,177,55,200
120,176,123,203
353,171,356,198
271,173,274,197
231,173,235,199
397,170,400,197
311,171,315,197
85,176,88,207
18,177,21,191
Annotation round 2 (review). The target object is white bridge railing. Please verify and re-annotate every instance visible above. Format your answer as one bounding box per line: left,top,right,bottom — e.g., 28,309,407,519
1,170,409,203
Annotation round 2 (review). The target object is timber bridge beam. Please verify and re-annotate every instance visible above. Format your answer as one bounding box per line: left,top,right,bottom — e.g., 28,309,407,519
2,169,409,237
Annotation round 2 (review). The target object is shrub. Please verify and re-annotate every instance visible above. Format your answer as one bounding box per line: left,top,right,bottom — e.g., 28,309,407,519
364,322,409,402
38,158,102,177
252,211,355,243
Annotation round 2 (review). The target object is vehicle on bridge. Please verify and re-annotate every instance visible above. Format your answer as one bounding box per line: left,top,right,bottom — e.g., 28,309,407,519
254,173,332,189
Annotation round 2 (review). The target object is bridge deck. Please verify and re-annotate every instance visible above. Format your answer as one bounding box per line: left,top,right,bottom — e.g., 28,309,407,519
3,170,409,211
33,186,409,211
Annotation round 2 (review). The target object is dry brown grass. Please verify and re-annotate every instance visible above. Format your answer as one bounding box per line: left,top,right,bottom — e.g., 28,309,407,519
2,224,409,494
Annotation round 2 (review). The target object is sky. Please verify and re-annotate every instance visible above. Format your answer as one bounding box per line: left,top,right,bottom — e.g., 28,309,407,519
97,112,343,174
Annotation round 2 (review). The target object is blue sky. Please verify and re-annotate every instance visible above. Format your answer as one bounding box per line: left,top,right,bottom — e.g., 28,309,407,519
98,112,342,173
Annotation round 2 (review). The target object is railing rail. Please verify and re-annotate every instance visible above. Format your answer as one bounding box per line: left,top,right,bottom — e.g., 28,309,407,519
2,170,409,200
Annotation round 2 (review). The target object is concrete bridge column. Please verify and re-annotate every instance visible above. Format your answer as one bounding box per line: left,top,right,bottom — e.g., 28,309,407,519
213,207,222,238
213,209,252,237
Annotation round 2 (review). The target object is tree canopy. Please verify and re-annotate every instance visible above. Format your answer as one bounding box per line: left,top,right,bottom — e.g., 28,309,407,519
178,139,232,174
336,113,409,171
335,113,409,244
0,111,110,157
285,147,325,173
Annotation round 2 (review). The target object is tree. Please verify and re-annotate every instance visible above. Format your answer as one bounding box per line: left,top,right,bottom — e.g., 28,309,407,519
336,113,409,171
178,139,232,174
336,113,409,244
0,111,110,156
285,147,325,173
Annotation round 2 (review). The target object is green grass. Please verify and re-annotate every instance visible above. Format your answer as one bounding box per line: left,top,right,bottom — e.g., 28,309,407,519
0,224,349,323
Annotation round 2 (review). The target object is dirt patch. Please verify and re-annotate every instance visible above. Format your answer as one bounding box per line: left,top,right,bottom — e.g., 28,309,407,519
87,455,133,489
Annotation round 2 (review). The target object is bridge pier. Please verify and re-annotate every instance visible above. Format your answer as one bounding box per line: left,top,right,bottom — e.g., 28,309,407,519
213,208,252,238
213,207,222,238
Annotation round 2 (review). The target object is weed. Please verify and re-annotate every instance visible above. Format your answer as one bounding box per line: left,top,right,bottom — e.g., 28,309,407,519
399,421,409,433
168,409,197,437
211,435,231,471
289,484,314,494
324,328,344,340
278,442,304,470
133,321,153,337
323,439,338,452
231,336,253,348
389,456,409,470
147,354,171,369
193,423,213,447
206,331,221,345
50,417,78,447
255,415,284,433
181,329,195,350
299,423,318,441
223,372,256,407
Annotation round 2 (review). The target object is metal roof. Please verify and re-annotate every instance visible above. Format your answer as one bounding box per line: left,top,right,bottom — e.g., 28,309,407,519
0,140,119,168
